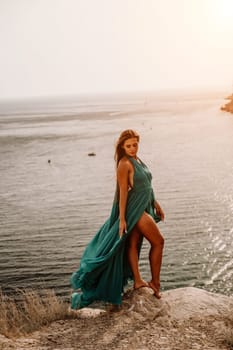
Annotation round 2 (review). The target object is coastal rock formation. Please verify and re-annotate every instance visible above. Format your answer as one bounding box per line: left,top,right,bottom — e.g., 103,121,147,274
1,287,233,350
221,94,233,114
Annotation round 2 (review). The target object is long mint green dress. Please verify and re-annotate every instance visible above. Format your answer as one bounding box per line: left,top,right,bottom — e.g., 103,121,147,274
70,156,161,309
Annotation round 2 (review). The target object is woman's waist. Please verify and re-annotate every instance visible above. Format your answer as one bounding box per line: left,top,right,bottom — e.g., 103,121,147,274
129,185,152,193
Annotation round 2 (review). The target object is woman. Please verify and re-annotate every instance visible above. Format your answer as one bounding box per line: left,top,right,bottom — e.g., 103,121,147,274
70,129,165,309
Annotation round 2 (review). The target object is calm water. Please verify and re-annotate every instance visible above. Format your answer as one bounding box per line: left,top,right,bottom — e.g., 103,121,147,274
0,91,233,298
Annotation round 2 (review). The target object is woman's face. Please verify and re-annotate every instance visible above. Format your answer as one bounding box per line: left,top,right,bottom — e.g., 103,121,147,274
122,137,139,158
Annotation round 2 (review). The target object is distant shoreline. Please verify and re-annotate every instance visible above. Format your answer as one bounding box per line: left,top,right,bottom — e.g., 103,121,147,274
0,88,227,118
221,94,233,114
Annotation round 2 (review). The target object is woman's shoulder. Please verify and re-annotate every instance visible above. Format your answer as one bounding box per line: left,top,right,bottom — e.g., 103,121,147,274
117,157,133,170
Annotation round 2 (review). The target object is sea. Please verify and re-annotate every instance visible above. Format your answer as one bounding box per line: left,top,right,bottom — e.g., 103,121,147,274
0,90,233,299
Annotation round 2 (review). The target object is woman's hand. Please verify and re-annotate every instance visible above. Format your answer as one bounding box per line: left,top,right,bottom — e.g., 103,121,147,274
119,218,127,238
155,201,165,221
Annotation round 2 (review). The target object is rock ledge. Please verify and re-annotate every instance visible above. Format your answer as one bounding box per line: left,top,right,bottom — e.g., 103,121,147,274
1,287,233,350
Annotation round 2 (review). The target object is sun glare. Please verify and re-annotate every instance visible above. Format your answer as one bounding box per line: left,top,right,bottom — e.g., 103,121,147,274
211,0,233,23
218,0,233,18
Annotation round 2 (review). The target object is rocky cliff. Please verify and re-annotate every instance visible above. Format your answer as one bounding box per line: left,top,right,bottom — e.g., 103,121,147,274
221,94,233,114
0,287,233,350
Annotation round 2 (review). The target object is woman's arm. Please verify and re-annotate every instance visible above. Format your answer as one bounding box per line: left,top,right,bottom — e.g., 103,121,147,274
117,159,130,237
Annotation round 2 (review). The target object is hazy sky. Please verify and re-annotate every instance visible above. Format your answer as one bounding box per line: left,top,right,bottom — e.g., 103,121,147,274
1,0,233,99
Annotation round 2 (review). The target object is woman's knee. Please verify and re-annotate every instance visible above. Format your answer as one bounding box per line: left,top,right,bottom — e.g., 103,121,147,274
136,213,164,246
160,235,165,247
152,233,164,248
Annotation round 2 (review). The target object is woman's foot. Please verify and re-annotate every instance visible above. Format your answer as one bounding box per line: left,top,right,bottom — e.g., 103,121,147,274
148,281,161,299
133,279,149,290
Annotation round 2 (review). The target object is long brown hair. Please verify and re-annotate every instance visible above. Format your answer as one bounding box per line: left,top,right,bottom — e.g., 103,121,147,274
114,129,140,166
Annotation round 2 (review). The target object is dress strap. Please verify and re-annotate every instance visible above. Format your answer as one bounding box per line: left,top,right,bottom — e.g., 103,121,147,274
128,156,145,167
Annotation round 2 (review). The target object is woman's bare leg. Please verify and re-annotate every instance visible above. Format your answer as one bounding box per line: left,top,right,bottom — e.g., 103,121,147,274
127,227,148,289
136,212,164,298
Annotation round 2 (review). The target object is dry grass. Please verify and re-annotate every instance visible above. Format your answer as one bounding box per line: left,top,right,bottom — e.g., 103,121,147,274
223,312,233,349
0,288,69,338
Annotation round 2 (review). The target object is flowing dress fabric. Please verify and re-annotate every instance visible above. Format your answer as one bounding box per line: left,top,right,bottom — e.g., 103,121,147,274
70,157,161,309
